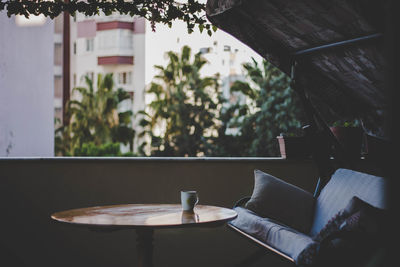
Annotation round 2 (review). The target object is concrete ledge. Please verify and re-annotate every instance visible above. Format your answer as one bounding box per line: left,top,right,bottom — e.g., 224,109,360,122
1,156,291,160
0,156,311,162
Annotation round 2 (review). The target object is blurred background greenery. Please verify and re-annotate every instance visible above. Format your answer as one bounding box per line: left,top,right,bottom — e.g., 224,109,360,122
55,46,305,157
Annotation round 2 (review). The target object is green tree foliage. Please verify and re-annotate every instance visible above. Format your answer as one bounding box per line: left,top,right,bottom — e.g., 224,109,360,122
55,73,135,156
73,142,135,157
215,59,306,156
138,45,223,156
1,0,213,34
139,50,304,157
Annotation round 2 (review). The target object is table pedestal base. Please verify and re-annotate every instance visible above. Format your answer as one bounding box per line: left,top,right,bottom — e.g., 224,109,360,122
136,229,154,267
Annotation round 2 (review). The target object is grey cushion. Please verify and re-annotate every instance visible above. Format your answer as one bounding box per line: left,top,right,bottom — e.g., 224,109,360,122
230,207,317,262
245,169,315,233
298,196,388,267
310,168,387,236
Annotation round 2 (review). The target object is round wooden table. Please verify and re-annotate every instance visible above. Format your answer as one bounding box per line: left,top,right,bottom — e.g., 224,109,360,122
51,204,237,267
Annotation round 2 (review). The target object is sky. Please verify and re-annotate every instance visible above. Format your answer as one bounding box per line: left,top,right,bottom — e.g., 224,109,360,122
144,19,263,84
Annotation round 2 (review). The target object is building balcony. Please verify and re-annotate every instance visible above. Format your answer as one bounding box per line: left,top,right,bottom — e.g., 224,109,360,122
95,28,134,61
96,45,134,58
0,157,318,267
97,55,134,65
96,20,134,31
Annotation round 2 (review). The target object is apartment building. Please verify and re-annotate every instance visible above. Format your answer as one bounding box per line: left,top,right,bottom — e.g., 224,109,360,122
53,14,262,152
71,14,146,115
53,13,146,127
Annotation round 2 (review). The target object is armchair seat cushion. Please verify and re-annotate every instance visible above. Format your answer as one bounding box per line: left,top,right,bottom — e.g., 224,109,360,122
230,207,317,262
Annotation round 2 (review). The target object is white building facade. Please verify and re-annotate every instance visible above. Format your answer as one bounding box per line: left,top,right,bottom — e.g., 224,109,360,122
62,15,263,153
0,14,54,157
70,14,146,115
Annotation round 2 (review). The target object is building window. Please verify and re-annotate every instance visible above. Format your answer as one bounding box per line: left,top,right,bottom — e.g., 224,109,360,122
73,42,76,55
120,30,133,49
98,30,133,50
85,38,94,52
98,31,117,50
118,72,132,85
199,47,212,54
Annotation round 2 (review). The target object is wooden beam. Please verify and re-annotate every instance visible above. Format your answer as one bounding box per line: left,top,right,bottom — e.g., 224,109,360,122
293,33,383,58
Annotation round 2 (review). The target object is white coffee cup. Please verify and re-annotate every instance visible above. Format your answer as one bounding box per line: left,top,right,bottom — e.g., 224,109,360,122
181,191,199,212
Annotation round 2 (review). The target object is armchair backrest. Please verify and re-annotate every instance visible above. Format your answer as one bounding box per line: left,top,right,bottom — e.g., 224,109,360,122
309,168,387,236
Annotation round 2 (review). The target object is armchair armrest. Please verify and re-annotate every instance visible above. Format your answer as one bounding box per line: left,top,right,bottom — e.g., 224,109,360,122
234,196,251,208
245,169,315,233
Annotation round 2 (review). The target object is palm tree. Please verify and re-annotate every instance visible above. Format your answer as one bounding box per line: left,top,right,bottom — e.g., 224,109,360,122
218,59,305,156
55,73,135,156
138,45,223,156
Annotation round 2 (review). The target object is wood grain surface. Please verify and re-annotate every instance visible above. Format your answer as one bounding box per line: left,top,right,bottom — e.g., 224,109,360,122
206,0,387,137
51,204,237,229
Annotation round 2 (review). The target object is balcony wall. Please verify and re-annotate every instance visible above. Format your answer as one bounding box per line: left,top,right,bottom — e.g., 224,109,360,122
0,158,318,267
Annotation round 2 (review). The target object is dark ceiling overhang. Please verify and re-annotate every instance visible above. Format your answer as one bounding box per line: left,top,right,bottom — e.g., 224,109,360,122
206,0,388,138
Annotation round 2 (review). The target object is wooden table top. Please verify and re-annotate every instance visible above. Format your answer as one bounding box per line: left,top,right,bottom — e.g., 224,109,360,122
51,204,237,229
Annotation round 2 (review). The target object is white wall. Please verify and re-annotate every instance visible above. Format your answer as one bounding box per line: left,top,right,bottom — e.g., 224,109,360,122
0,14,54,156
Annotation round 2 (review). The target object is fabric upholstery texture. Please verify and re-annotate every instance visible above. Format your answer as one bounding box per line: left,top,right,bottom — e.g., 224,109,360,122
230,168,387,264
230,207,317,261
310,169,387,236
297,196,387,267
245,169,315,233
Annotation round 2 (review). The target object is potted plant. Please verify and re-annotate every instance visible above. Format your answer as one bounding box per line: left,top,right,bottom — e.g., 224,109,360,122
329,119,363,159
276,132,311,159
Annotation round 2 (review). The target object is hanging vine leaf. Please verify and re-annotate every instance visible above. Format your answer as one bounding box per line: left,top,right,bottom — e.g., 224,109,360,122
1,0,212,32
